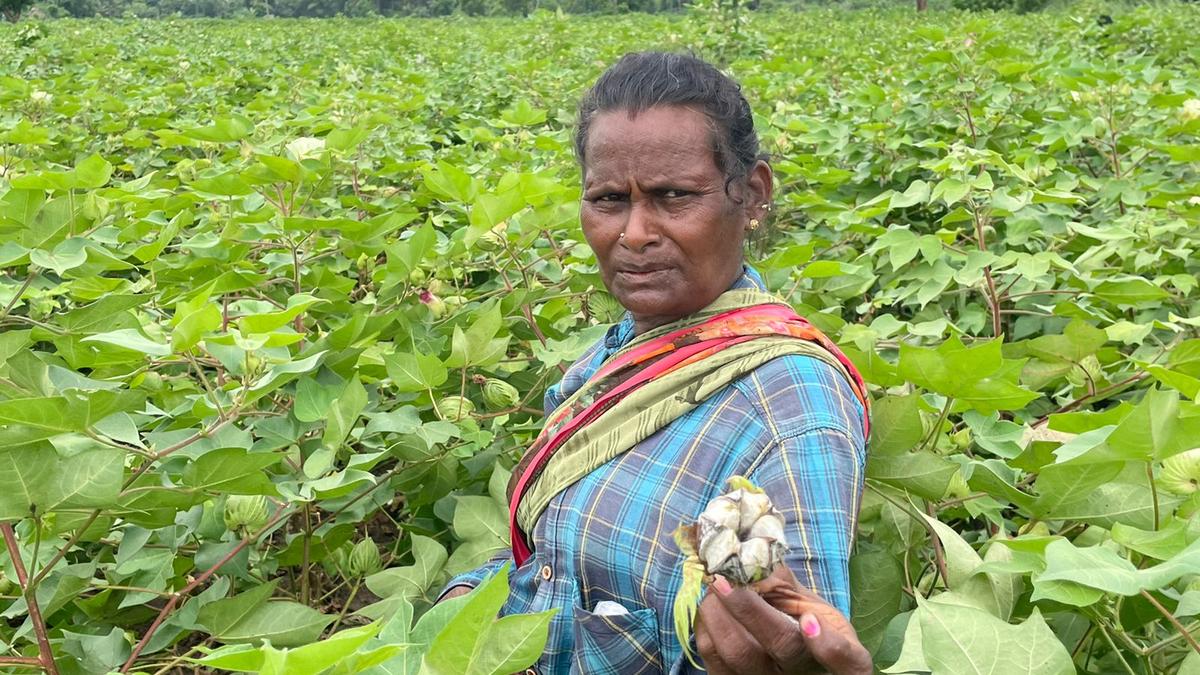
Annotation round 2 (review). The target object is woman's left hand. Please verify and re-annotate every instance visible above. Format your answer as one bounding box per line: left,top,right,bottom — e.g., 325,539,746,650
693,564,872,675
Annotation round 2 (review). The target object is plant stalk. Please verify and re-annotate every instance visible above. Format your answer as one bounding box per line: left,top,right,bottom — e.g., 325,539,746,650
1,523,60,675
120,508,292,673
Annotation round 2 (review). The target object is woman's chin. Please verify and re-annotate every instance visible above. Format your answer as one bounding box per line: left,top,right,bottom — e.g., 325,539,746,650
613,292,694,331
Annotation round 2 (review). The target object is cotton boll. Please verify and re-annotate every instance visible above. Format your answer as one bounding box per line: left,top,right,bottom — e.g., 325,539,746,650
748,513,786,544
699,527,739,573
737,538,773,582
737,491,772,534
700,495,741,531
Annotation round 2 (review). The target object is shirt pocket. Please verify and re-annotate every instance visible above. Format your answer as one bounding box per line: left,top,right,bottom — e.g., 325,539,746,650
569,603,663,675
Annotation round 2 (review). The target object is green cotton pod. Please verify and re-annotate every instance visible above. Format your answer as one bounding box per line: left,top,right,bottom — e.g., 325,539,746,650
476,222,509,252
348,538,383,577
1160,448,1200,495
482,378,520,410
328,544,352,578
437,395,476,421
223,495,269,533
586,292,625,324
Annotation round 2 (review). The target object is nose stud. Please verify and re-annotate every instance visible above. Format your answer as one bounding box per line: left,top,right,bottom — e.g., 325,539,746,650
619,232,625,239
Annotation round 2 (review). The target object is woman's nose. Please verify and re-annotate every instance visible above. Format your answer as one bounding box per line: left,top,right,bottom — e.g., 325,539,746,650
620,200,661,251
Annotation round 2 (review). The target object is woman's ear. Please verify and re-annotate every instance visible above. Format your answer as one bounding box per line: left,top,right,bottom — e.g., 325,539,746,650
745,160,774,222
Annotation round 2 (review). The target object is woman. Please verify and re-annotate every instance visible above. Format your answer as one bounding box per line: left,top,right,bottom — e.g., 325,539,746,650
442,51,873,675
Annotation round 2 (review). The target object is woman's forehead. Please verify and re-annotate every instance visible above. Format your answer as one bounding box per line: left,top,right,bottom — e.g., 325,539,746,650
583,106,721,178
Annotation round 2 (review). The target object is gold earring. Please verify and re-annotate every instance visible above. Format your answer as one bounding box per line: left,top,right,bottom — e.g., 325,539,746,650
748,219,760,231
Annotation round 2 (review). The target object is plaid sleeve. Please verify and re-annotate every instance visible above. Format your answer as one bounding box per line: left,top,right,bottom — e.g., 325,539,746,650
748,427,865,616
436,552,512,601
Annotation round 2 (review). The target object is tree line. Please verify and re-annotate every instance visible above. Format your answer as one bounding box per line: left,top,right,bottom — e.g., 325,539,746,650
19,0,698,19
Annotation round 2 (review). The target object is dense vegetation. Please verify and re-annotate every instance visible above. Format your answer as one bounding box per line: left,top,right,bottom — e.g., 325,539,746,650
1,3,1199,673
15,0,738,21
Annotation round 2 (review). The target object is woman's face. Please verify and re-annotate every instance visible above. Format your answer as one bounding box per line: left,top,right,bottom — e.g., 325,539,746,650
580,105,771,334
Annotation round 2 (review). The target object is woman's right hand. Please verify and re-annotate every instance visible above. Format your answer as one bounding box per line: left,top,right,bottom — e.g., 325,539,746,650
694,565,872,675
438,585,473,602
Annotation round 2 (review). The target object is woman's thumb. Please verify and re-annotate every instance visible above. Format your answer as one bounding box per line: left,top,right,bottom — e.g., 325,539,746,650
797,612,873,675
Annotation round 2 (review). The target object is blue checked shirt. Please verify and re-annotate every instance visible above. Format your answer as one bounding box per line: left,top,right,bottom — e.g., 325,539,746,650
443,267,867,675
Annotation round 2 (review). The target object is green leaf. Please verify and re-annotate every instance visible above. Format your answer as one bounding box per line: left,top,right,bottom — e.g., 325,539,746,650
365,534,448,600
196,622,383,675
1106,387,1179,460
867,395,924,456
423,563,511,674
1094,278,1169,305
920,514,1010,618
867,451,957,501
183,115,254,142
0,445,123,520
889,180,930,208
850,551,904,652
899,336,1000,397
1026,319,1106,364
182,448,279,495
237,294,325,334
914,598,1073,675
322,375,368,451
72,154,114,189
423,161,478,203
80,329,171,357
29,238,87,275
385,351,448,393
197,582,278,638
446,495,508,576
500,99,547,126
173,302,222,352
468,190,524,238
465,611,554,675
1038,539,1143,595
444,301,509,369
1110,518,1199,561
215,600,333,647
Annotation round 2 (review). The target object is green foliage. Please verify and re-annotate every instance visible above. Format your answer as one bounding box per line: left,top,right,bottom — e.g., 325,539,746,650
0,5,1198,673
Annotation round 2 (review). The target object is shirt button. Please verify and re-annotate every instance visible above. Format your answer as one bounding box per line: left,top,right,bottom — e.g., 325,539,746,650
539,565,553,581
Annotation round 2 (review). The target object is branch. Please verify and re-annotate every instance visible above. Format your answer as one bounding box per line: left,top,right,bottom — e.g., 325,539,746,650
1140,590,1200,655
969,199,1003,338
1,523,60,675
0,268,38,324
119,507,293,672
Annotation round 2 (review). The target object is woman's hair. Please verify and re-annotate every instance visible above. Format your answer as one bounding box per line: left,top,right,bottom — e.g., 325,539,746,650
573,51,764,193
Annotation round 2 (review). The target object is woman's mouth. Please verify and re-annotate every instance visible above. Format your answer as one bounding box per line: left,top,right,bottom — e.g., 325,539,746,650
616,267,672,282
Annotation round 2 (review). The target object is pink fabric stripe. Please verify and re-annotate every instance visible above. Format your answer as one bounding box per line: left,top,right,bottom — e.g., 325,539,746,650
592,305,796,380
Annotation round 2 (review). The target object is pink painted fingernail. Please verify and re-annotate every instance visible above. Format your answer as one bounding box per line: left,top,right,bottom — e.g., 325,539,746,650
712,575,732,596
801,614,821,638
